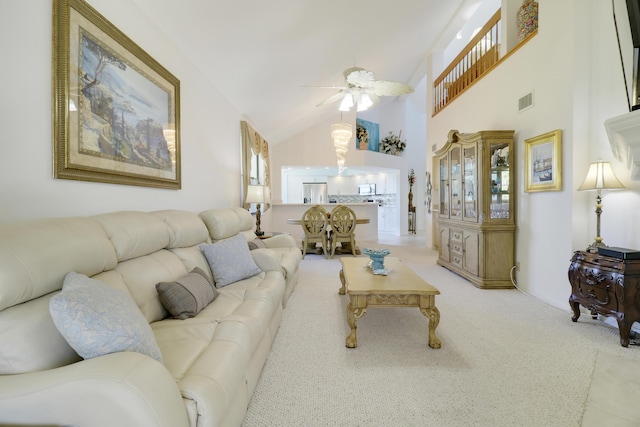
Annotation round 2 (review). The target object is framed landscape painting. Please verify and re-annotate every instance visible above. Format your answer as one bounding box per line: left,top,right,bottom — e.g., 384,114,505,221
524,130,562,192
53,0,181,189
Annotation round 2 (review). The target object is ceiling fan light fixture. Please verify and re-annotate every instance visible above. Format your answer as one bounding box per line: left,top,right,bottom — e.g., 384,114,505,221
339,93,354,111
313,67,414,112
357,93,373,111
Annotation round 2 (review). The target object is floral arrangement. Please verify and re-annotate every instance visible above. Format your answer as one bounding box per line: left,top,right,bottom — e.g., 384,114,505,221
408,168,416,187
379,131,406,155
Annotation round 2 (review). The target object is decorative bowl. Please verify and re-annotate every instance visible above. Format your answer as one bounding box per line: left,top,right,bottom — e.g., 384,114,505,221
362,248,391,272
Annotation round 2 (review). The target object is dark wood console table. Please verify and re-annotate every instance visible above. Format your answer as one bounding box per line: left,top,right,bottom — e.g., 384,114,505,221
568,250,640,347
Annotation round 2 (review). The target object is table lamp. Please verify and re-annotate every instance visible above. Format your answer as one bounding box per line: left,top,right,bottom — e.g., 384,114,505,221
577,161,625,252
245,185,269,236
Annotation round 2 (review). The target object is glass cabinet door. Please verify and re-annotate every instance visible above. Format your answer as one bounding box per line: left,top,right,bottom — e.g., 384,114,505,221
450,147,461,218
489,143,511,219
463,146,477,220
439,157,449,217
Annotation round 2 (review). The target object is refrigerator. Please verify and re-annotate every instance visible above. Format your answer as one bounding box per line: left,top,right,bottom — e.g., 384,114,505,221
302,182,327,204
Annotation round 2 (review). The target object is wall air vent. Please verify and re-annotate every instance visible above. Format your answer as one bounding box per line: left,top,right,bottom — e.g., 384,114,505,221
518,92,534,112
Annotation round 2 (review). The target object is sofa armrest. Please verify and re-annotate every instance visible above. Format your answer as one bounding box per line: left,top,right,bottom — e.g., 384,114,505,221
251,248,281,273
0,352,189,427
261,233,297,249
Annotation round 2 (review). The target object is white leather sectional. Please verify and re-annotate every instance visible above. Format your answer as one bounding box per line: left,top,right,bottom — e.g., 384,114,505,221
0,207,301,427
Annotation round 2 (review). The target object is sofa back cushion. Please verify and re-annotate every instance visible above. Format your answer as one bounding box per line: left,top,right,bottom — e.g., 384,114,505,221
153,209,211,248
0,217,117,312
200,207,257,243
93,211,171,262
200,208,241,241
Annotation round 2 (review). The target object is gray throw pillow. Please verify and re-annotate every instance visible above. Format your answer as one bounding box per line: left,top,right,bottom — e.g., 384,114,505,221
156,267,219,320
200,234,262,287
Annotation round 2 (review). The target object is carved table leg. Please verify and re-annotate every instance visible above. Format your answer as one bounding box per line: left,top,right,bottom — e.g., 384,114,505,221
569,299,581,322
338,269,346,295
346,300,366,348
420,305,441,349
617,318,632,348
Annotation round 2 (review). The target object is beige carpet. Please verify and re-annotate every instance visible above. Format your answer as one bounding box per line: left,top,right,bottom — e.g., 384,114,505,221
582,352,640,426
242,243,640,426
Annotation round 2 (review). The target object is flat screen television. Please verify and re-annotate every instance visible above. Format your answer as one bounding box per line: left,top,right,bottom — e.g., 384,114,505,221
626,0,640,109
358,183,376,195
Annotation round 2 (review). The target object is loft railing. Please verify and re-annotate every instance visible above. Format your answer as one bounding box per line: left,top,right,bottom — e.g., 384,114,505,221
433,10,501,115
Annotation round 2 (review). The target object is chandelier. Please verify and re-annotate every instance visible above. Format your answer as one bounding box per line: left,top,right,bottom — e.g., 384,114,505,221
331,122,352,175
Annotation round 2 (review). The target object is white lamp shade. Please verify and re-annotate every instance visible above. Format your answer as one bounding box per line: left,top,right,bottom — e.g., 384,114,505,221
339,93,354,111
577,161,625,191
245,185,267,204
357,93,373,111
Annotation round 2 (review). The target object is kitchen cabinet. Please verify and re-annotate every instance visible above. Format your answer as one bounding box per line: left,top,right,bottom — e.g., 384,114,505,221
435,129,515,289
377,172,398,194
327,175,356,195
378,207,398,233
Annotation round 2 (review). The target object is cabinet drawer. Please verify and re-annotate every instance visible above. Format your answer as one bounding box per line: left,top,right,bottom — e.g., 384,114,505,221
570,263,619,312
451,254,463,268
451,230,463,242
451,242,463,255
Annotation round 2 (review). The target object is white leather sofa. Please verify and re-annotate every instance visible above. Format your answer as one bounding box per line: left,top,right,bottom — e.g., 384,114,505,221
0,207,300,427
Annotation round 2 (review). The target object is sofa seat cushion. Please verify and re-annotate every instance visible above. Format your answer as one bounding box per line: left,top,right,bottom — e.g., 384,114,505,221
50,272,163,363
220,271,285,314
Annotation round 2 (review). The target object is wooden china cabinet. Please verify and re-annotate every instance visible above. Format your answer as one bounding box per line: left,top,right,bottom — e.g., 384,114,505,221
435,129,516,289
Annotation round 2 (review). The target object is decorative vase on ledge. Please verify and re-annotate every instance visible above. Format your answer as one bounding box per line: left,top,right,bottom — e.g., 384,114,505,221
517,0,538,41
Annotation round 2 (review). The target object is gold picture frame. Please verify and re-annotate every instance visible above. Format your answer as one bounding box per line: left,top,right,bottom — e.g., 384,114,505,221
524,130,562,192
53,0,181,188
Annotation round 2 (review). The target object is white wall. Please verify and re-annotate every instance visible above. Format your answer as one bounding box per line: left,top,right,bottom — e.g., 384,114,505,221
427,0,640,310
0,1,244,224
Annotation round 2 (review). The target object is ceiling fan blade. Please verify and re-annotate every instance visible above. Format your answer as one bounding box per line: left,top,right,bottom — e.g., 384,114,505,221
302,85,348,89
346,70,376,88
316,91,347,107
372,80,414,96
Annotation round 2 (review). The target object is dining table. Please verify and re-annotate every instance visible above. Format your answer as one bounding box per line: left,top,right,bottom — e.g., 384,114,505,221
287,218,370,256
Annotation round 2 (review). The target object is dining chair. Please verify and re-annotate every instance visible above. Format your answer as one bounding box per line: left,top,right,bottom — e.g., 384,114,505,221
300,205,329,258
328,205,357,258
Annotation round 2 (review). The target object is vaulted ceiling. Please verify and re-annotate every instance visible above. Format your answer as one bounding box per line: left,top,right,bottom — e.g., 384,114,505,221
129,0,486,144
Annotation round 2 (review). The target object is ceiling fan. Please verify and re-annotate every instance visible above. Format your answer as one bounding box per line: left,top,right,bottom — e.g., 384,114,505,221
315,67,415,112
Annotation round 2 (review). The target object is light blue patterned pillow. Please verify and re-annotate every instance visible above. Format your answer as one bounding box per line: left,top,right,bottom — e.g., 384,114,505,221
49,272,163,363
200,234,262,287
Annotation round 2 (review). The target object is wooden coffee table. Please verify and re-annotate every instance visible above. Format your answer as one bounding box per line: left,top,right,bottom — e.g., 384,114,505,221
339,257,441,349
